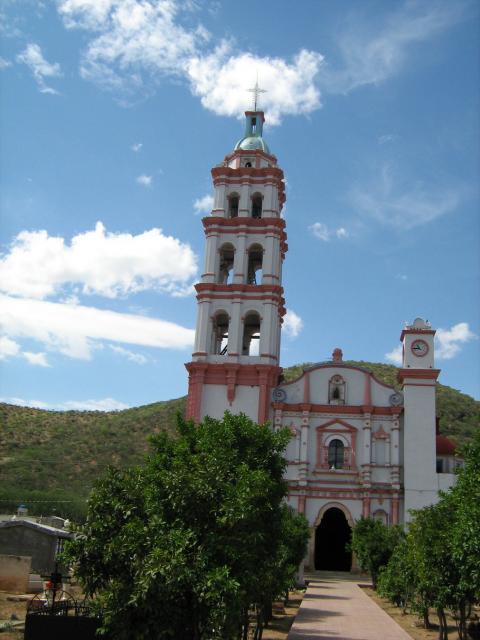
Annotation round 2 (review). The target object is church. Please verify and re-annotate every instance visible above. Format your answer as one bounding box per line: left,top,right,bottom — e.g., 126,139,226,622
185,107,458,571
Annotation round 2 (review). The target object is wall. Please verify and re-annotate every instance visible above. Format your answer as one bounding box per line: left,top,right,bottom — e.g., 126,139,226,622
0,554,31,593
0,526,64,575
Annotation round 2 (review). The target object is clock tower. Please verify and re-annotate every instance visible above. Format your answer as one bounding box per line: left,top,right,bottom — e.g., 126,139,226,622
185,109,287,424
399,318,440,518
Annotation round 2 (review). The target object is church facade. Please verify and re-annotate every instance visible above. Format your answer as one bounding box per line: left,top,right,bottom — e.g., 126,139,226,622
185,109,457,571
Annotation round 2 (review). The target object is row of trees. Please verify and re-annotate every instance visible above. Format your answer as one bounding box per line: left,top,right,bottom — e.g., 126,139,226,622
64,412,309,639
351,431,480,640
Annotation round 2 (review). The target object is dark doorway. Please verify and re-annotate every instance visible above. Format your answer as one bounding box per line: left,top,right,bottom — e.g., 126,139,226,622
315,507,352,571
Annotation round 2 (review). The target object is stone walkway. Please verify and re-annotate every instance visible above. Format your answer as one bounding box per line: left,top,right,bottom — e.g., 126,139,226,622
287,572,413,640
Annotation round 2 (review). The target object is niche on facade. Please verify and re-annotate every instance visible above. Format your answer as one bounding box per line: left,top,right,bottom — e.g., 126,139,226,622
218,244,235,284
328,438,345,469
316,420,357,471
328,375,346,405
211,312,229,355
372,509,388,525
247,244,263,285
227,193,239,218
242,312,260,356
251,193,263,219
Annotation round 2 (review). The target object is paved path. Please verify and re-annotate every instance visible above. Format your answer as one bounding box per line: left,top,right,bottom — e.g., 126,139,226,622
287,572,412,640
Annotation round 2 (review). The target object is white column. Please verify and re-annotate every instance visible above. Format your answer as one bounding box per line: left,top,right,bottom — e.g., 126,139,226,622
239,182,250,216
228,301,242,357
194,300,211,355
213,184,226,215
233,233,247,284
203,234,218,283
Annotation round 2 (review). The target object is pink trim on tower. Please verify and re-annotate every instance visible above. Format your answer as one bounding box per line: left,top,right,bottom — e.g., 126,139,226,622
400,328,436,341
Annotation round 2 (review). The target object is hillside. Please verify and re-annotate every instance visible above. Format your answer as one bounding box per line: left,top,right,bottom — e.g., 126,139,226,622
0,361,478,520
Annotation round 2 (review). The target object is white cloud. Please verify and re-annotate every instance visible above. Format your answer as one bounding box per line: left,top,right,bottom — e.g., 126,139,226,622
385,344,402,366
0,56,11,69
55,1,463,120
0,395,129,412
436,322,476,360
23,351,50,367
0,336,20,360
131,142,142,152
309,222,349,242
283,309,303,339
350,164,461,230
0,294,195,360
322,2,464,94
136,174,152,186
0,397,51,410
0,221,197,299
62,397,129,411
110,344,147,364
56,0,323,123
186,47,323,125
16,43,62,94
378,133,398,145
193,194,213,215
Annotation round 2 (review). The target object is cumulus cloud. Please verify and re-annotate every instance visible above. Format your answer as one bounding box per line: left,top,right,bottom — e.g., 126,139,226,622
16,43,62,94
350,164,462,230
56,0,323,123
0,336,20,360
110,344,147,364
193,194,213,215
321,2,464,94
23,351,50,367
131,142,143,152
0,294,195,360
136,174,152,186
55,1,462,120
62,397,129,411
0,57,11,69
186,47,323,125
283,309,303,339
436,322,476,360
385,344,403,366
309,222,349,242
0,221,197,299
0,395,129,412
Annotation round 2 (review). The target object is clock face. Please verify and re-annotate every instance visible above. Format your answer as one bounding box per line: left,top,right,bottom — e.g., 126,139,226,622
411,339,429,357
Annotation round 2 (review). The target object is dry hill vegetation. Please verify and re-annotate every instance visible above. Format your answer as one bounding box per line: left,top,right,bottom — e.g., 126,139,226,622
0,362,478,521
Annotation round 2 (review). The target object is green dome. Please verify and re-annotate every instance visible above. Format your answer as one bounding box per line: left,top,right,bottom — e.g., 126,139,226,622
234,135,270,153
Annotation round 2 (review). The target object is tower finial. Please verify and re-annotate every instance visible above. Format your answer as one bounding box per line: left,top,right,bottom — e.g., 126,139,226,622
248,75,267,111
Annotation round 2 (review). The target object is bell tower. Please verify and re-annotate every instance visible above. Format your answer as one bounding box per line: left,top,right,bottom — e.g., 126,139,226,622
398,317,441,518
185,109,287,424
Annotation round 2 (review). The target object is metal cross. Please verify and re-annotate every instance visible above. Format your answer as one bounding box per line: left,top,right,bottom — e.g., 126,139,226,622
248,79,267,111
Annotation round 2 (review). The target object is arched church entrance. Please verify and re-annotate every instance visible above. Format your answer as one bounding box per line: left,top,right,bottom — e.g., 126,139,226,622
314,507,352,571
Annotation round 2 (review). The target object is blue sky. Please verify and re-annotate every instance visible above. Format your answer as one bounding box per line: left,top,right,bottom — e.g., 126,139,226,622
0,0,478,410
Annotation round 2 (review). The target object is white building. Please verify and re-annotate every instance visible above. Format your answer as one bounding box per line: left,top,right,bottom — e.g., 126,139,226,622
185,109,457,571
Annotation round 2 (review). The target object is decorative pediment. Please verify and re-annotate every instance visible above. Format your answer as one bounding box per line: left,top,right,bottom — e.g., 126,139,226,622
373,425,389,439
316,418,357,434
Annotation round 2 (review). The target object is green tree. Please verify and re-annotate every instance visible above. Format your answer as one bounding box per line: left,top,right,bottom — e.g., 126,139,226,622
377,432,480,640
64,412,308,639
350,518,404,589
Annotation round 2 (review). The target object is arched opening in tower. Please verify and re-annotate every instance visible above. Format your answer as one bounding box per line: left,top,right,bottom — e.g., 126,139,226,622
251,193,262,219
247,245,263,285
211,312,229,355
218,244,235,284
242,312,260,356
228,194,239,218
314,507,352,571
